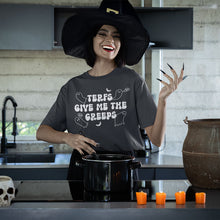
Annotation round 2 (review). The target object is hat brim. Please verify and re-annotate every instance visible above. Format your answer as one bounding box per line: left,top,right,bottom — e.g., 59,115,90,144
62,10,150,66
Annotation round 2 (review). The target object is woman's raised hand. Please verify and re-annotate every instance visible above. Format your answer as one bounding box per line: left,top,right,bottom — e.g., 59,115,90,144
157,63,186,102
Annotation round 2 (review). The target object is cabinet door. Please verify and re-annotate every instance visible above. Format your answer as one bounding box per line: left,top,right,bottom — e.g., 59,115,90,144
0,4,53,50
54,7,193,49
138,8,193,49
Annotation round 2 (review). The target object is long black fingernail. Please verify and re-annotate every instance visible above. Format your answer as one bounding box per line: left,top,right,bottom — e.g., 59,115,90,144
183,63,184,71
157,78,162,82
160,69,166,75
91,151,96,155
96,143,100,147
167,63,173,70
183,75,188,80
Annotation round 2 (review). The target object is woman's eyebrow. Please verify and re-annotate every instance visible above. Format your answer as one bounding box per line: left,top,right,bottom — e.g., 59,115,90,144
99,28,108,32
99,28,120,34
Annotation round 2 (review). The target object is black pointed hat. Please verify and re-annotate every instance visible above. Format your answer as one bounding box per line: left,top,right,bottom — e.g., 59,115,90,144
62,0,150,66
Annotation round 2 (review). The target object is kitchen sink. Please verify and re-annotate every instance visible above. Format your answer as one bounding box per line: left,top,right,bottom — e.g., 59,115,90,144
0,153,56,163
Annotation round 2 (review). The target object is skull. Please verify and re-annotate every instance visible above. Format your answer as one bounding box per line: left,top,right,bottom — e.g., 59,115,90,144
0,176,15,207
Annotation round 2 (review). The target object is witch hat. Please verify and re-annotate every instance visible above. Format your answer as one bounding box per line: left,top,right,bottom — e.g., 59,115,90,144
62,0,149,66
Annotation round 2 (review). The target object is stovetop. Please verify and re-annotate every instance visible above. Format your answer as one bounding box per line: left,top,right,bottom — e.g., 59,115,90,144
13,180,196,202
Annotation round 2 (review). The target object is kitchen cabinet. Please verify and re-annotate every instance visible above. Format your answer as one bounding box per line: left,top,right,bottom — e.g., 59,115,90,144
54,7,193,49
0,167,187,180
0,153,187,180
0,4,192,50
0,4,54,50
0,167,68,180
138,168,187,180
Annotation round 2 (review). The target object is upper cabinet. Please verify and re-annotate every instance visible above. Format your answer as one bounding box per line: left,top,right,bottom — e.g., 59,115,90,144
0,4,54,50
54,7,193,50
0,4,193,50
137,8,193,49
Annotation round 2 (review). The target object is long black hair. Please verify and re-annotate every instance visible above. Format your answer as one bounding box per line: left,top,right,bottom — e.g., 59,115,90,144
85,24,126,68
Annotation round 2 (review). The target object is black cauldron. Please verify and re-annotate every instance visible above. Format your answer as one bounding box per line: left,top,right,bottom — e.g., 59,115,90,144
76,154,141,193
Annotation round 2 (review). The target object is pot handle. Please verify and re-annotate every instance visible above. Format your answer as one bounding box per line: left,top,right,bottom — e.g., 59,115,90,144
184,116,189,124
130,161,141,170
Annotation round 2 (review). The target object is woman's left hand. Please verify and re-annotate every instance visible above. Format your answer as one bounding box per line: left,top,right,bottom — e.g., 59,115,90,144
158,63,186,101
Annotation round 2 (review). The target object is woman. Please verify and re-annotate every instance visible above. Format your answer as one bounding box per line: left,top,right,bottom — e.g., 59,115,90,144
36,0,185,180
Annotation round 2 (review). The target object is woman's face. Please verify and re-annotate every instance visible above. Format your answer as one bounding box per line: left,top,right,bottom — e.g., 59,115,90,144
93,25,121,62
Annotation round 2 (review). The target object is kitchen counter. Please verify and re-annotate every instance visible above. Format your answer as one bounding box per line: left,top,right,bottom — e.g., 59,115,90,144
137,153,184,168
1,179,220,220
0,152,183,168
0,153,186,180
1,205,219,220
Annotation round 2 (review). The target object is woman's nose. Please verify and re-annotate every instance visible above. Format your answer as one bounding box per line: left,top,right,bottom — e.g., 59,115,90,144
105,35,114,43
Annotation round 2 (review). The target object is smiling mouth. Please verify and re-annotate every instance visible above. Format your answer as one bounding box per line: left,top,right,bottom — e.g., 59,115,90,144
102,45,114,52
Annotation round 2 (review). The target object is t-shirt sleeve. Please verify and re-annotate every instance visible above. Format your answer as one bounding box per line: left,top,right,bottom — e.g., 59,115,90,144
41,85,67,131
135,77,157,128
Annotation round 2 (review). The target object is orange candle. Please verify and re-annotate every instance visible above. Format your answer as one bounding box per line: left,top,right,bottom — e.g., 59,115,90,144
195,192,206,204
175,191,186,205
156,192,166,205
136,191,147,205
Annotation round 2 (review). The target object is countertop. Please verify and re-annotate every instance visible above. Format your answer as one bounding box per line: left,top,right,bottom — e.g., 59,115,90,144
0,153,184,169
1,205,219,220
1,179,220,220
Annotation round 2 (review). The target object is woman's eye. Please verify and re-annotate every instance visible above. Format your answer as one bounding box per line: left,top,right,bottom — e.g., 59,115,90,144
97,33,106,37
113,35,120,39
97,32,120,40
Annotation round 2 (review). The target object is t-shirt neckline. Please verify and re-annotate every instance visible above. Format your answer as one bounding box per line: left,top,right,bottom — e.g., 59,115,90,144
84,67,119,80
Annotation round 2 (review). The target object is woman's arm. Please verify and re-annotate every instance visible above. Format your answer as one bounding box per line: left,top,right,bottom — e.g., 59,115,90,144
145,98,166,147
36,125,97,155
145,63,185,147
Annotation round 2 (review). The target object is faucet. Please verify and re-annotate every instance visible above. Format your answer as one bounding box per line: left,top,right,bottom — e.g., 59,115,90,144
1,96,18,154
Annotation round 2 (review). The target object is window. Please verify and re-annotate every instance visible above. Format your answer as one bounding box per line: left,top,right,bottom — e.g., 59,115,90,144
0,122,40,141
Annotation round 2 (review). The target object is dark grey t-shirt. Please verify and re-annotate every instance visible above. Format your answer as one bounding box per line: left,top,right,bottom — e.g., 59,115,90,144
41,67,157,151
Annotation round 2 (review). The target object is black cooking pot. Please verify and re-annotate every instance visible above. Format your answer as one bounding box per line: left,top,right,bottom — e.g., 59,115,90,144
76,154,141,193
